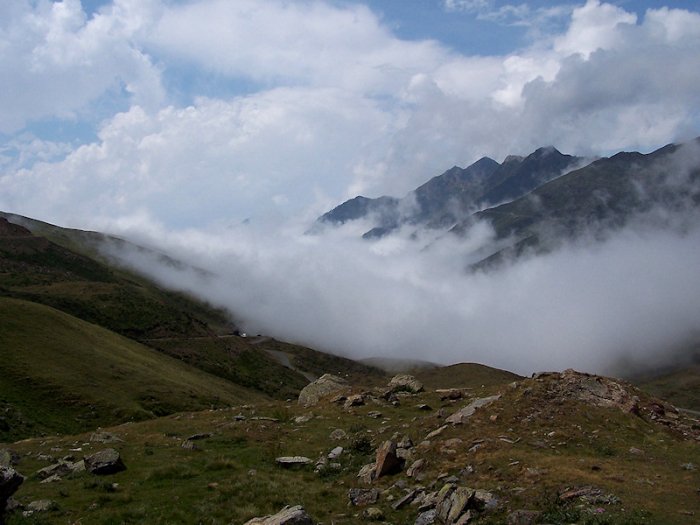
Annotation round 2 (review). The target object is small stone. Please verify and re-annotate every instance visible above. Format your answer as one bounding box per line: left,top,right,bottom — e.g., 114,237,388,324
344,394,365,409
276,457,312,468
406,459,426,479
328,447,343,460
348,487,379,506
367,411,383,419
26,499,57,513
243,504,314,524
507,510,542,525
89,431,123,444
294,415,313,424
681,463,696,471
186,432,212,441
357,463,376,484
330,429,347,441
628,447,644,455
362,507,384,521
425,425,448,440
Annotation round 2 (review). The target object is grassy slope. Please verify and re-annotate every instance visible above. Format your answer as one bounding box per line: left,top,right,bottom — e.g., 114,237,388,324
635,365,700,412
0,297,263,441
0,211,235,340
414,362,523,390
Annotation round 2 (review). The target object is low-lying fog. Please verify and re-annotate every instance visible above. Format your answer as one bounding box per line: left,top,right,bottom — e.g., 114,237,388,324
102,207,700,377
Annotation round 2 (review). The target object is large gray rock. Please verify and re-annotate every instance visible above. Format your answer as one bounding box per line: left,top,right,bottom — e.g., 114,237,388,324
388,374,424,394
1,466,24,512
0,450,19,468
84,449,125,475
298,374,349,407
244,505,314,524
445,395,501,425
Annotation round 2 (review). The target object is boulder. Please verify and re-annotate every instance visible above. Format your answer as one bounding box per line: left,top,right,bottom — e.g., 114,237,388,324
84,449,125,475
243,505,314,525
0,466,24,513
0,450,19,468
445,395,501,425
406,458,426,479
414,509,437,525
374,440,402,478
388,375,424,394
298,374,349,407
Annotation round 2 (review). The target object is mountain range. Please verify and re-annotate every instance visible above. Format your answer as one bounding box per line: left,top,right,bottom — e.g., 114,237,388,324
318,137,700,268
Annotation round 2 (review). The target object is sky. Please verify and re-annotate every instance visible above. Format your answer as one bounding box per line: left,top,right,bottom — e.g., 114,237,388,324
1,0,699,229
2,0,700,374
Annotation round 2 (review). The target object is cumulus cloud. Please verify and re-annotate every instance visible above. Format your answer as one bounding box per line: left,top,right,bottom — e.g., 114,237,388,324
0,0,164,134
2,0,698,226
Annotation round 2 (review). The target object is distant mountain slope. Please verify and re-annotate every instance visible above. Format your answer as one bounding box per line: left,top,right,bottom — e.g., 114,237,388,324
461,138,700,268
318,148,583,238
0,213,234,340
0,297,264,442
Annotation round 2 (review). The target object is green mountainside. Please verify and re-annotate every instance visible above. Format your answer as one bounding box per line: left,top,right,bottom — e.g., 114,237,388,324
0,297,263,442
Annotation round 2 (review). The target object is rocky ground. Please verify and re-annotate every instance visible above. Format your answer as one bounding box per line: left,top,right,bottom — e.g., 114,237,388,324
1,369,699,524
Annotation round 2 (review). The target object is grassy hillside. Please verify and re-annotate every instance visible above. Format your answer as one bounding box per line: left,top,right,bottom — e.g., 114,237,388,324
0,297,263,441
413,362,523,390
2,369,698,524
0,212,235,340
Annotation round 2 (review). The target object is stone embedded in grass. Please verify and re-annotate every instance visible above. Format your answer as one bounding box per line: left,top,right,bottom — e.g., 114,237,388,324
275,456,312,468
25,499,58,514
445,395,501,425
84,448,126,475
348,487,379,506
89,431,123,444
327,447,343,460
243,504,314,524
406,458,426,479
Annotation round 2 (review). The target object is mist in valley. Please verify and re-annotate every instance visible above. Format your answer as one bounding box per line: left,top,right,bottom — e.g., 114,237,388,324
102,196,700,378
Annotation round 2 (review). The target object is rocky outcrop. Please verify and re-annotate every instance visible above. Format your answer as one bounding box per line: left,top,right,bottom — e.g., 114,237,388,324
244,505,314,525
298,374,349,407
1,466,24,522
84,449,125,475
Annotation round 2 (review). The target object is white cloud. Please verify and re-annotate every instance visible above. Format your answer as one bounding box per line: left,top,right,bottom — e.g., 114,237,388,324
1,0,699,225
554,0,637,58
105,207,700,376
0,0,163,134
